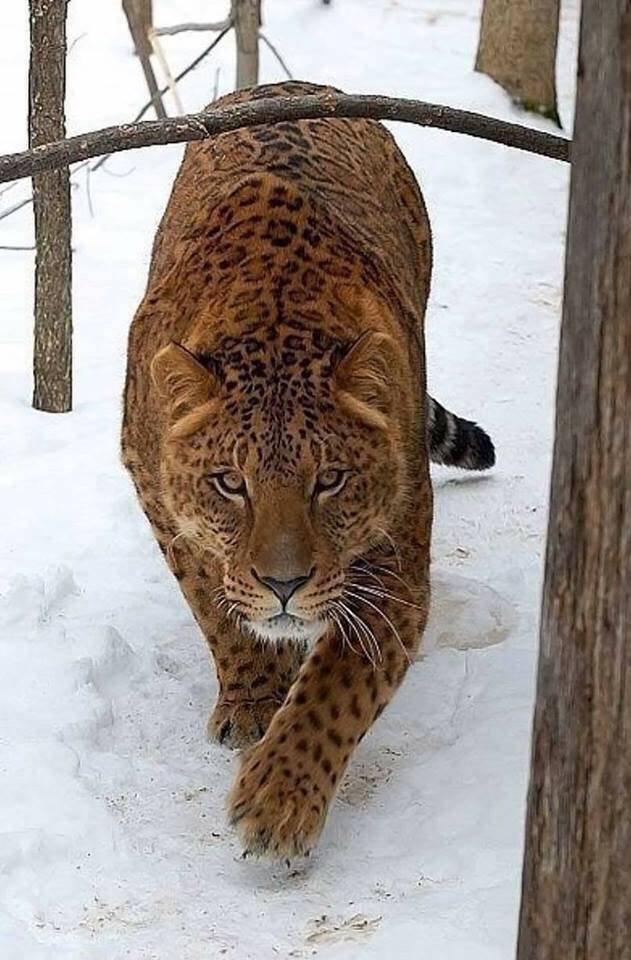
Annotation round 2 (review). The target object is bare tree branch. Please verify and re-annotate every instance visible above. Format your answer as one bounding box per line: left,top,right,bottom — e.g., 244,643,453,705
0,92,571,187
125,0,153,58
260,33,293,80
0,157,97,223
0,181,20,198
114,25,233,127
122,0,167,119
148,29,184,114
90,25,232,173
0,195,34,221
153,19,232,37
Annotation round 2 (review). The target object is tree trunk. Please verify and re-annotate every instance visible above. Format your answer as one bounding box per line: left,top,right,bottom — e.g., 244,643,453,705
29,0,72,413
516,0,631,957
124,0,153,59
122,0,166,119
233,0,260,90
136,0,152,57
475,0,561,125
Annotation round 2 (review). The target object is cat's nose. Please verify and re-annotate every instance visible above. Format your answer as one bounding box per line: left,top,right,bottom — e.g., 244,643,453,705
252,569,314,606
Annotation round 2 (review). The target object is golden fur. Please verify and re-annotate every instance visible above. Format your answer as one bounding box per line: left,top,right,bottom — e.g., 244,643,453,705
122,82,434,858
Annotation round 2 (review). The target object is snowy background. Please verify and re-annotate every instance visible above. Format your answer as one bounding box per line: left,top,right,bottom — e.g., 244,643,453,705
0,1,578,957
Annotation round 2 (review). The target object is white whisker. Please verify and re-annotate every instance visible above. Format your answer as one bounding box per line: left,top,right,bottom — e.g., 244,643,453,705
356,558,416,597
330,606,360,659
341,607,376,668
352,565,387,590
347,581,424,611
344,590,411,664
337,600,381,667
332,601,370,661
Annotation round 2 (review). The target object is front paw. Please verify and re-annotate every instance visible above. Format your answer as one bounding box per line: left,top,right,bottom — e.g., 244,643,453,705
207,696,281,749
228,742,328,859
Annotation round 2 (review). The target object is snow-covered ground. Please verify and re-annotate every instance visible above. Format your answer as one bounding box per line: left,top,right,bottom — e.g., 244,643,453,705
0,1,578,957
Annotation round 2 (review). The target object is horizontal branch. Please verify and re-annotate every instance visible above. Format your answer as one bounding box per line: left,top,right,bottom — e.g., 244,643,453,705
152,19,232,37
0,91,571,185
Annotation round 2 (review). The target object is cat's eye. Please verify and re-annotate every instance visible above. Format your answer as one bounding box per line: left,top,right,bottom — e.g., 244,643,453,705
315,468,350,497
212,471,246,498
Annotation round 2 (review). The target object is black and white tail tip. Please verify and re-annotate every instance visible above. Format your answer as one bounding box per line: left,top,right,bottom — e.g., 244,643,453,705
428,396,495,471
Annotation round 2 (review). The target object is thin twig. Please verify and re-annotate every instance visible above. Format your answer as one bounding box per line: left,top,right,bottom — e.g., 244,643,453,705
85,163,94,217
68,31,87,54
96,160,136,177
122,0,167,120
149,30,184,114
148,25,231,113
0,91,572,186
212,67,221,103
0,158,97,223
153,19,232,37
260,32,293,80
0,244,35,250
0,181,20,198
0,196,34,221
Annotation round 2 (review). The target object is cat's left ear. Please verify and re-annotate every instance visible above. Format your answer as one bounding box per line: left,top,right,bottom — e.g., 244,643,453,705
335,329,395,405
151,342,218,419
334,293,398,427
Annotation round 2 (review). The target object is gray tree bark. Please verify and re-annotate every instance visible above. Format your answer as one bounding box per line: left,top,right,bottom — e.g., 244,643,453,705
475,0,561,125
122,0,166,119
516,0,631,957
29,0,72,413
233,0,260,90
137,0,152,53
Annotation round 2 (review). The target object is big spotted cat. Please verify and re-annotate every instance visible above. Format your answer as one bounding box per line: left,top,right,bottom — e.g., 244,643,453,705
122,81,494,859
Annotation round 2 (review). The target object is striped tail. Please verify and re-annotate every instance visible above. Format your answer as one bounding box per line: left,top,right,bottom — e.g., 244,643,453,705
428,396,495,471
